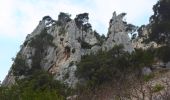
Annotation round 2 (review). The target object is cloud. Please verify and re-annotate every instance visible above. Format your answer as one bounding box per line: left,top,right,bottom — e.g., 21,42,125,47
0,0,157,38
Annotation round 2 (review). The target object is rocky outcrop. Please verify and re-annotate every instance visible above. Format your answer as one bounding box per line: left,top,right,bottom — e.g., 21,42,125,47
132,25,159,49
2,69,15,87
103,12,134,52
3,12,134,87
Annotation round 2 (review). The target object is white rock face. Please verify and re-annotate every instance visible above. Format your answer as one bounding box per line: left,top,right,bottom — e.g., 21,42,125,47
103,12,134,52
2,69,15,87
3,12,134,87
142,67,152,75
166,62,170,69
132,25,159,49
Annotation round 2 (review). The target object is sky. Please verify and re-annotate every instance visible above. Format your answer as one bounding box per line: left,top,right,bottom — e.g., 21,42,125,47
0,0,157,82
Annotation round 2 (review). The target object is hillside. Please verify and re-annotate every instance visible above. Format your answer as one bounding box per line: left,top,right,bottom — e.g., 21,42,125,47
1,0,170,100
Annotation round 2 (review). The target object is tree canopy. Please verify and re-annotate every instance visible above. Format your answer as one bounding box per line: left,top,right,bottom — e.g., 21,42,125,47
149,0,170,45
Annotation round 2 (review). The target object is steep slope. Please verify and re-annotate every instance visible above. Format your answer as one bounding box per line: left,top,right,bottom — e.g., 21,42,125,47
3,12,135,87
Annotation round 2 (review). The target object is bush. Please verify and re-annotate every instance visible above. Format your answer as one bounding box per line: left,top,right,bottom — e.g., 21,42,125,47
81,41,92,49
29,29,54,48
75,45,156,88
131,48,154,68
152,84,164,93
149,0,170,45
58,12,71,26
143,74,155,82
0,70,70,100
12,54,29,76
155,46,170,63
42,16,51,21
74,13,91,32
126,24,137,33
94,31,106,46
75,45,133,87
28,29,55,71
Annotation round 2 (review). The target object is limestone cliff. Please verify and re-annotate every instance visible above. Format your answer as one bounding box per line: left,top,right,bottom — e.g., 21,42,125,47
103,12,134,52
132,24,159,49
3,12,135,87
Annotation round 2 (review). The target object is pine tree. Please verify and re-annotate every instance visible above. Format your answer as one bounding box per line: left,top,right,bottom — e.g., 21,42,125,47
149,0,170,45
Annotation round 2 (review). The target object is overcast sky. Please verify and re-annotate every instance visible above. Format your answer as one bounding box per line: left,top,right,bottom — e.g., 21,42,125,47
0,0,157,81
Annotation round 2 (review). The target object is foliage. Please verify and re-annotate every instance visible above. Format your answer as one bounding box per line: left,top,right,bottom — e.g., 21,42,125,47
131,48,155,68
12,54,29,76
74,13,92,32
155,46,170,63
29,29,54,48
69,61,74,67
131,33,137,40
143,73,155,82
75,45,156,88
0,70,70,100
83,23,91,32
77,37,92,49
152,84,165,93
7,29,54,84
94,31,106,46
56,12,71,26
75,13,88,28
126,24,137,33
81,41,92,49
23,40,28,46
76,45,129,87
149,0,170,45
42,16,52,21
0,28,72,99
137,25,146,37
58,12,71,23
28,29,55,70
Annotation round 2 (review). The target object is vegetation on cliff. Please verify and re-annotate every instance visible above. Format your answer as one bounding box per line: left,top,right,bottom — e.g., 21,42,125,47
1,0,170,99
0,70,70,100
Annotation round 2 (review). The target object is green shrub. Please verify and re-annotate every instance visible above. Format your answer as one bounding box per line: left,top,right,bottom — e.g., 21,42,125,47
28,29,55,71
149,0,170,45
74,13,90,30
58,12,71,26
0,70,70,100
76,37,92,49
152,84,164,93
29,29,54,48
12,54,29,76
143,74,155,82
23,40,28,46
75,45,133,87
131,48,154,68
155,46,170,63
75,45,156,88
81,41,92,49
94,31,105,46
